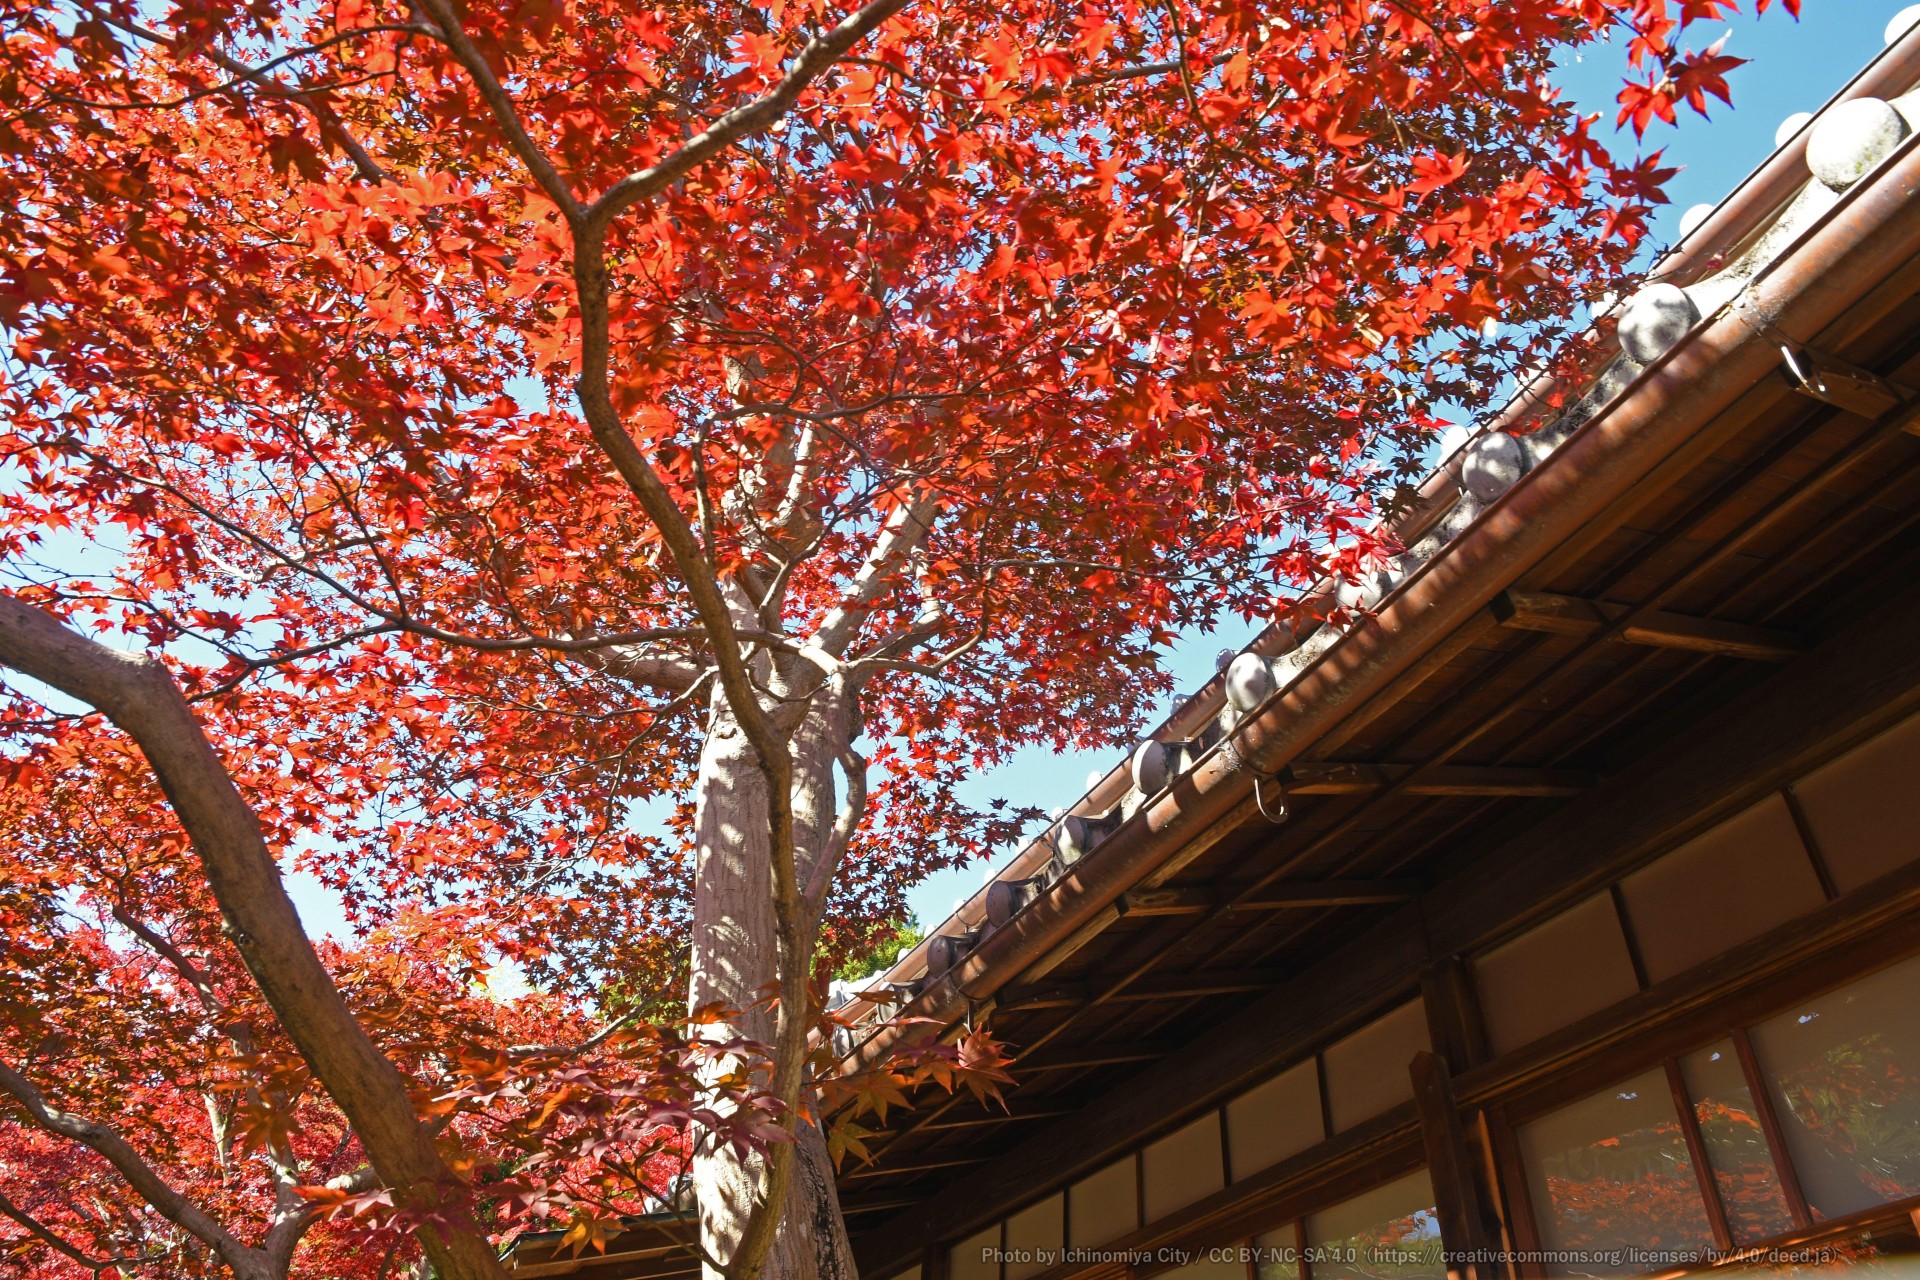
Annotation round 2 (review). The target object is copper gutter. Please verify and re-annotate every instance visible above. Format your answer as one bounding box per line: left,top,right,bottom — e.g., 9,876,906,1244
844,101,1920,1076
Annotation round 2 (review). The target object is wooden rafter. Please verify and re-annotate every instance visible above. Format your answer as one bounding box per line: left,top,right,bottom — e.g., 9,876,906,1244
1282,762,1594,796
1009,1041,1175,1071
996,968,1283,1012
1492,590,1805,661
865,1107,1077,1140
1118,881,1421,916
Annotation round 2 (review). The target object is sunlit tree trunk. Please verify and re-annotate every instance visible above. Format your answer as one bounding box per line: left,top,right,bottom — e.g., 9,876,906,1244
689,692,859,1280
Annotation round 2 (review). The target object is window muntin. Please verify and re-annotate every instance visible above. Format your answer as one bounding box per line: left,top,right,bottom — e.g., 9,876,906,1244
1228,1060,1324,1180
1793,710,1920,894
1004,1195,1064,1280
1322,1001,1431,1133
1474,894,1642,1057
951,1224,1001,1280
1617,797,1825,984
1678,1040,1794,1244
1253,1227,1299,1280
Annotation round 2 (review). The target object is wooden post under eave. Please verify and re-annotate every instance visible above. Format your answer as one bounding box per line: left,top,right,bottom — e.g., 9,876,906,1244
924,1234,951,1280
1411,1051,1494,1280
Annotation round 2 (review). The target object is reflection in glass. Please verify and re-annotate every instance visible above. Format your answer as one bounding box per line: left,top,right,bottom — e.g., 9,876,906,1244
1749,954,1920,1219
1679,1041,1793,1243
1303,1171,1443,1280
1517,1068,1712,1275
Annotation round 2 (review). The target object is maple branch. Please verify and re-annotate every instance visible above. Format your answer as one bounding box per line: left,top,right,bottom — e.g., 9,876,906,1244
802,730,867,920
572,642,708,694
108,903,307,1214
0,1060,266,1278
68,1,398,181
410,0,585,220
580,0,915,234
0,1189,156,1274
198,46,392,184
811,495,937,657
109,903,220,1013
399,6,931,1271
0,594,508,1280
846,615,990,677
506,1007,645,1057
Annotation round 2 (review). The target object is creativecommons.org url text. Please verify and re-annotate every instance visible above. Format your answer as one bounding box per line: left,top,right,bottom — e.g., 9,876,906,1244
976,1245,1855,1269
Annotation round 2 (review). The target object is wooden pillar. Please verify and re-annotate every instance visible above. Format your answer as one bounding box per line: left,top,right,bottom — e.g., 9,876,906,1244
1420,958,1488,1072
924,1235,952,1280
1411,1051,1494,1280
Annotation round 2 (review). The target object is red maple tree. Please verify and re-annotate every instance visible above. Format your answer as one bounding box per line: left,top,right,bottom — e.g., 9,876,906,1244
0,0,1794,1275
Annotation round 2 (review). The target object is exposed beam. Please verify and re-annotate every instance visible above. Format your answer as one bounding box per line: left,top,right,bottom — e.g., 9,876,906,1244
839,1196,923,1216
997,968,1281,1012
918,1109,1075,1132
1282,762,1594,797
867,1105,1082,1143
1010,1040,1175,1072
1493,590,1805,661
1242,880,1423,907
845,1155,987,1180
867,1107,1076,1140
1118,881,1420,916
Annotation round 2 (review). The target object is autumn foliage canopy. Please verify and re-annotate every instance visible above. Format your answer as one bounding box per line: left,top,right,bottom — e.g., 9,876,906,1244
0,0,1794,1273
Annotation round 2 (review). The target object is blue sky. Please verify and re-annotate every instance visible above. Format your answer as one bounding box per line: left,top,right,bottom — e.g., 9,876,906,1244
896,0,1920,928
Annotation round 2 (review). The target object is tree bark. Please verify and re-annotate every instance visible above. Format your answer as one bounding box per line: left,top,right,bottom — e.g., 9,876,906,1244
689,693,859,1280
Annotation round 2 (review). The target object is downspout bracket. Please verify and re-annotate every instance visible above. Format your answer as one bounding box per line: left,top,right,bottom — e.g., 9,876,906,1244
1779,342,1910,418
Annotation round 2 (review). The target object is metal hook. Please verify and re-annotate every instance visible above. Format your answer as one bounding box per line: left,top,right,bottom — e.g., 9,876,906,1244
1253,773,1290,824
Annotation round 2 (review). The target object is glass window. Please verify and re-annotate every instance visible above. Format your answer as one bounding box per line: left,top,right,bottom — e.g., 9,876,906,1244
1067,1156,1139,1248
1143,1114,1225,1222
1303,1170,1443,1280
1516,1068,1712,1275
1748,953,1920,1219
1678,1041,1793,1243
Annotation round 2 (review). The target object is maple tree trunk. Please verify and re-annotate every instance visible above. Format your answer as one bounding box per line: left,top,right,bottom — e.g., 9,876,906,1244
690,698,859,1280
